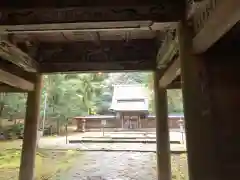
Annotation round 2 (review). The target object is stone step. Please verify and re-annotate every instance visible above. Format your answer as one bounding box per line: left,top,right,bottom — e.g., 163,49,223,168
69,139,180,144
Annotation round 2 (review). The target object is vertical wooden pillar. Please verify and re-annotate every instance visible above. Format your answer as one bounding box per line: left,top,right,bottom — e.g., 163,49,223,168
19,74,43,180
205,53,240,179
178,22,217,180
154,70,171,180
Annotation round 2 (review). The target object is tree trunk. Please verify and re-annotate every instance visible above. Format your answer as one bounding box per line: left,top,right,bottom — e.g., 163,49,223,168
88,108,91,115
0,102,5,128
57,119,60,135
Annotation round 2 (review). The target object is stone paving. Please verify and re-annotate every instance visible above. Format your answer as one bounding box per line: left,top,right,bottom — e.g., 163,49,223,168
69,131,186,143
56,152,157,180
54,151,188,180
38,132,187,180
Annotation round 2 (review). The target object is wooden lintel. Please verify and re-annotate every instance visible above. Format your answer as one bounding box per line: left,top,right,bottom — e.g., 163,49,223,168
159,57,181,88
38,39,157,64
40,61,155,73
0,40,38,72
0,69,34,91
193,0,240,54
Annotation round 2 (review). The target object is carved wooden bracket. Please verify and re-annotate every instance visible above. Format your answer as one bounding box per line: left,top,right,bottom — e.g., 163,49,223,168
156,29,179,69
192,0,218,35
192,0,240,53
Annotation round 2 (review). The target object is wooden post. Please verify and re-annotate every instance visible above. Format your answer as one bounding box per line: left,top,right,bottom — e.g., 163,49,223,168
178,21,217,180
154,70,171,180
19,74,43,180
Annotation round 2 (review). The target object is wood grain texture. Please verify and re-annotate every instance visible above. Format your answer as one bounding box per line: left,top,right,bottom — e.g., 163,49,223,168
0,69,34,91
193,0,240,53
159,57,180,87
0,40,38,72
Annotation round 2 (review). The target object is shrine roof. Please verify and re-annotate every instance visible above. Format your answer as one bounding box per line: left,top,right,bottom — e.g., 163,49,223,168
110,84,149,112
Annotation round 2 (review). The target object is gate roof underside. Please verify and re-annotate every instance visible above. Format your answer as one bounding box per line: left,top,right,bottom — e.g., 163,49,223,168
0,0,186,74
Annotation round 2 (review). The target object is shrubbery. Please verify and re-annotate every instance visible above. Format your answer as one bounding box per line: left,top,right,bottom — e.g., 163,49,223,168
1,124,24,140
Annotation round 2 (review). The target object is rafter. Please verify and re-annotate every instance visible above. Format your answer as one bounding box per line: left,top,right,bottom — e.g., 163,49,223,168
0,40,38,72
192,0,240,54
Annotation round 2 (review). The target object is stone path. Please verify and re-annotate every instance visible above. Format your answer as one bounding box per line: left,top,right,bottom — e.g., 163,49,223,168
57,152,157,180
54,151,188,180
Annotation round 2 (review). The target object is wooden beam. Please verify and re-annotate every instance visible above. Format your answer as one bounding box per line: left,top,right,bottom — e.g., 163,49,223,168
0,0,182,7
159,57,181,88
37,39,157,70
0,40,38,72
0,59,36,83
0,84,26,92
40,60,156,73
0,22,167,34
0,69,34,91
0,1,184,24
192,0,240,54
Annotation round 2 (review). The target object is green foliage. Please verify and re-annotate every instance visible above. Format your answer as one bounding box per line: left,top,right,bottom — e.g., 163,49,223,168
0,72,183,130
0,93,26,119
3,124,24,139
42,73,108,127
167,90,183,113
